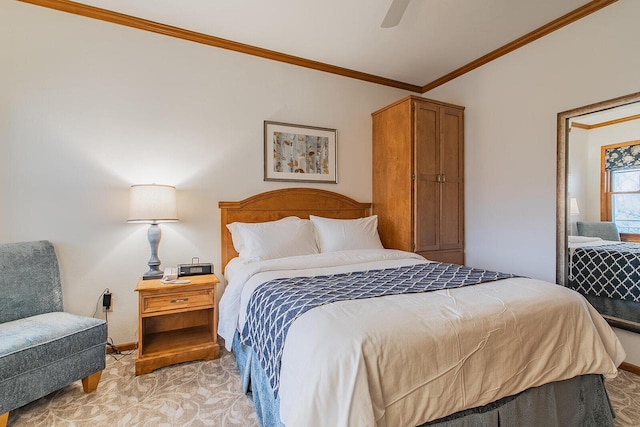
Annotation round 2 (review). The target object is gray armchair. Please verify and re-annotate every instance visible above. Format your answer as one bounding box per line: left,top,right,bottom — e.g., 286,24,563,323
576,221,621,241
0,241,107,426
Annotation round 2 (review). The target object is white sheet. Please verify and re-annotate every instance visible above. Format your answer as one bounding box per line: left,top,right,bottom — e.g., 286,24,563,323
220,249,626,427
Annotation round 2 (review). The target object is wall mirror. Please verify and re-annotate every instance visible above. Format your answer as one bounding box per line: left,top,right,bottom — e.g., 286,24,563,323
557,91,640,333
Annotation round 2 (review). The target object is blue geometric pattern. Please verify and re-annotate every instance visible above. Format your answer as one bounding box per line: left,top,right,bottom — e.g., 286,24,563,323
240,262,516,398
569,243,640,302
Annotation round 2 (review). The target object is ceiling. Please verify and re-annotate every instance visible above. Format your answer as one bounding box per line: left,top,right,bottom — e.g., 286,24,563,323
25,0,614,92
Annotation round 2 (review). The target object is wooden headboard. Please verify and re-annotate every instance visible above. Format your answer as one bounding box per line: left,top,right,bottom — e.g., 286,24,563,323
218,188,371,271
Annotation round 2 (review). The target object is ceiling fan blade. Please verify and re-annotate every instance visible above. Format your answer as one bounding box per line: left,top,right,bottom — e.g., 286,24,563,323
381,0,411,28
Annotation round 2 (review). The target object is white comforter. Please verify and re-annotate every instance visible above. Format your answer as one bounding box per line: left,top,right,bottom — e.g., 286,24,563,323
219,249,625,427
567,236,626,250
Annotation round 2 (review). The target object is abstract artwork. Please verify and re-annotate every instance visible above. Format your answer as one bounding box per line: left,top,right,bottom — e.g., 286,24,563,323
264,121,337,183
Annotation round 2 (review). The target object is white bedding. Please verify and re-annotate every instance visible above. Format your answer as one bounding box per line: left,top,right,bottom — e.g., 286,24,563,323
568,237,627,259
219,249,625,427
219,249,427,346
568,236,624,249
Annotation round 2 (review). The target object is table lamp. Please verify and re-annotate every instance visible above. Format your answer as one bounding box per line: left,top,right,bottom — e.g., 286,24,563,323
128,184,178,279
570,198,580,216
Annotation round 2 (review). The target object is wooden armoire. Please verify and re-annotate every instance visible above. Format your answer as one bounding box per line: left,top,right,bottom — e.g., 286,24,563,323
372,96,465,264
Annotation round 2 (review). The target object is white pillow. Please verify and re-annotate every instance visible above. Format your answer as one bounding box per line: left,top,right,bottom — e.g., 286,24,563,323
226,217,319,262
309,215,384,253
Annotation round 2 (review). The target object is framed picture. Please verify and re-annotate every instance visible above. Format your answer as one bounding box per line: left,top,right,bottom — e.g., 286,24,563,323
264,121,337,183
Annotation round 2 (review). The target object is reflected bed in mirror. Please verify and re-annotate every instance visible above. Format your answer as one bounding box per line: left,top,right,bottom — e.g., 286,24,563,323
557,91,640,334
568,235,640,328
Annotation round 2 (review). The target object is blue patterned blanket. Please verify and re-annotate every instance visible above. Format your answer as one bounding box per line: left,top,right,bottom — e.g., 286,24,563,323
239,262,516,398
569,243,640,302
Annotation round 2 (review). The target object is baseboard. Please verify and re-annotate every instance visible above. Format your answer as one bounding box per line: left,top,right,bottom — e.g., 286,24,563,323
106,342,138,354
105,341,639,375
619,361,640,376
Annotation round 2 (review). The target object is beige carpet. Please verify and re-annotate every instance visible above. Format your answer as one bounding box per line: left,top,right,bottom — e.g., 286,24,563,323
8,348,640,426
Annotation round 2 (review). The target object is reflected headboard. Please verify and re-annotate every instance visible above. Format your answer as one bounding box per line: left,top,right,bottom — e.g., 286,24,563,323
218,188,371,271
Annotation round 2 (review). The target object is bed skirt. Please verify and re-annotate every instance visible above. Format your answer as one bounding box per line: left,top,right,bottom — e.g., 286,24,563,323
585,294,640,332
232,334,614,427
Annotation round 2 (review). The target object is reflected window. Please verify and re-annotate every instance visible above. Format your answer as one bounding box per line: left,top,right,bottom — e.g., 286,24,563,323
611,168,640,233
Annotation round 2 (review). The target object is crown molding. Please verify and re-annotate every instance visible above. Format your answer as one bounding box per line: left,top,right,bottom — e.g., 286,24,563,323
18,0,617,94
572,113,640,130
571,122,591,129
17,0,423,93
421,0,617,92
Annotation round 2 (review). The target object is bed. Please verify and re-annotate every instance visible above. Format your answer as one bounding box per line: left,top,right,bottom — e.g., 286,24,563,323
568,235,640,331
218,188,625,427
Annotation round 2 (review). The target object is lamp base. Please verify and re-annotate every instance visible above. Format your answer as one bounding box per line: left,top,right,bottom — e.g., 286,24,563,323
143,223,164,280
142,271,164,280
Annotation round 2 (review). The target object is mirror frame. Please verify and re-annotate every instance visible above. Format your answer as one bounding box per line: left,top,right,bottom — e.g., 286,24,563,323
557,90,640,332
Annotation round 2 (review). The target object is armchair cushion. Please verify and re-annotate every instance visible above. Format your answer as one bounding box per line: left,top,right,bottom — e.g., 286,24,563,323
576,221,621,242
0,241,63,324
0,312,106,381
0,312,106,414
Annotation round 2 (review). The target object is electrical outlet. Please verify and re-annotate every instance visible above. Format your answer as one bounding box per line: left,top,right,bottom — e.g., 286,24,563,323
102,291,113,312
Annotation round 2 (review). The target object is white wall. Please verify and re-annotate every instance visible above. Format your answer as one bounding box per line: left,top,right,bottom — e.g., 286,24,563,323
425,0,640,279
568,126,588,231
0,1,408,344
425,0,640,363
585,132,602,222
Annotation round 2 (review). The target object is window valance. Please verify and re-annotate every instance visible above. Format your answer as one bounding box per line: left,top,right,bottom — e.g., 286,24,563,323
605,144,640,171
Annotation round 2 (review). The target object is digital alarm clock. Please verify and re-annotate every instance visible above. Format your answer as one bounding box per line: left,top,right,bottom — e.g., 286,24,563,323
178,258,213,277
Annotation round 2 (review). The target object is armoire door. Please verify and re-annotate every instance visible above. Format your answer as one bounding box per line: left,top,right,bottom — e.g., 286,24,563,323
439,106,464,250
414,101,440,252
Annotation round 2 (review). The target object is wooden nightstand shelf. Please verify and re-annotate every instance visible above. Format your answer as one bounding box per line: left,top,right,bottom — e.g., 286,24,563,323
134,274,220,375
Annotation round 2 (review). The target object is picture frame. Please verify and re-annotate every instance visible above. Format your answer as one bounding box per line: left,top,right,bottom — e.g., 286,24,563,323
264,121,337,183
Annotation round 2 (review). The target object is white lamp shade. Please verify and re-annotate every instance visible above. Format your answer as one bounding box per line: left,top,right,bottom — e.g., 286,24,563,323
570,198,580,216
127,184,178,223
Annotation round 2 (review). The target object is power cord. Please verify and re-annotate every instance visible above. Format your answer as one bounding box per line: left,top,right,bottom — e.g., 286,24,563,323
107,337,137,361
93,288,135,361
107,336,119,354
92,288,110,318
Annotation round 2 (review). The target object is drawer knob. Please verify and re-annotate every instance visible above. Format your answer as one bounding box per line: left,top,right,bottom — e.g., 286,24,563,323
170,298,189,303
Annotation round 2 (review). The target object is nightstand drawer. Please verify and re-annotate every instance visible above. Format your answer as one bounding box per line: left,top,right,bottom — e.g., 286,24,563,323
142,289,214,314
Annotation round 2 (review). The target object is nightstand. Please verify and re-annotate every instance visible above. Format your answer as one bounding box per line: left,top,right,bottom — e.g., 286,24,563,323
134,274,220,375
